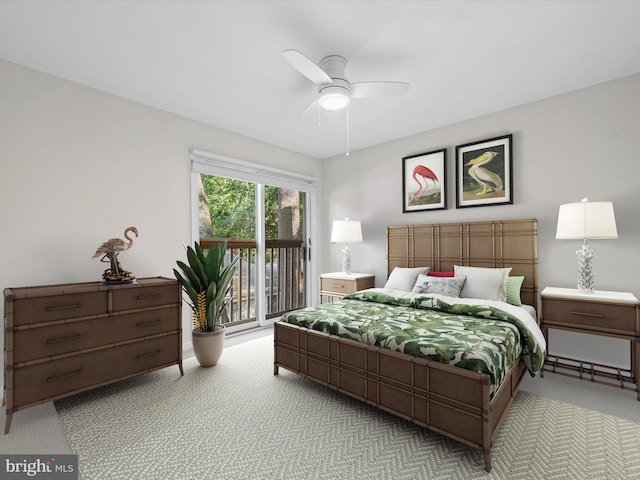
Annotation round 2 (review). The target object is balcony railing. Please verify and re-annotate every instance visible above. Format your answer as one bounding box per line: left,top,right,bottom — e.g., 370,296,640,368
199,238,305,326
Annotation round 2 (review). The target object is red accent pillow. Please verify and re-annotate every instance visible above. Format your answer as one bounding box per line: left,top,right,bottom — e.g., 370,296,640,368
427,271,455,277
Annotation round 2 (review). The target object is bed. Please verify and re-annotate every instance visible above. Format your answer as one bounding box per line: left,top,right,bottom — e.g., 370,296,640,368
273,219,544,471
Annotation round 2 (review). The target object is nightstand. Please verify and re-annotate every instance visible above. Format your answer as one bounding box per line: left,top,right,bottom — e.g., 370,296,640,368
540,286,639,400
320,272,375,303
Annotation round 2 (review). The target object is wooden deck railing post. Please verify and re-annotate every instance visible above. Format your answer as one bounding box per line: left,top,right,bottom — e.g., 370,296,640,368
199,238,305,325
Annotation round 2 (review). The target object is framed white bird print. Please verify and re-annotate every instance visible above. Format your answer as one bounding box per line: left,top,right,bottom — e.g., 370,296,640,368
455,134,513,208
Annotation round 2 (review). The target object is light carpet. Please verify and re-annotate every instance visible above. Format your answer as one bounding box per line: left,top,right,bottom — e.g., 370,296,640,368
55,335,640,480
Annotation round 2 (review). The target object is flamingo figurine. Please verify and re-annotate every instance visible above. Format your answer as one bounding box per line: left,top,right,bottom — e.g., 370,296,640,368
92,226,139,282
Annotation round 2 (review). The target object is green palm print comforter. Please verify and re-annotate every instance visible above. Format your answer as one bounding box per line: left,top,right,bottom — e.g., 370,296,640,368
280,289,546,396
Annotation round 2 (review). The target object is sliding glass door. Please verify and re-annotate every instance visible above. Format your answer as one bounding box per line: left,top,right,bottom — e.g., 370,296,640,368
264,185,306,319
198,174,258,328
194,163,311,332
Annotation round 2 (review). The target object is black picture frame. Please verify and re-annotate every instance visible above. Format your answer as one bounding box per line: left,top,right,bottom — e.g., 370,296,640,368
402,148,447,212
455,134,512,208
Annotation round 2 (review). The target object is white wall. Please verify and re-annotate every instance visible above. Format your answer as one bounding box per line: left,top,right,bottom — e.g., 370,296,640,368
321,73,640,367
0,59,320,362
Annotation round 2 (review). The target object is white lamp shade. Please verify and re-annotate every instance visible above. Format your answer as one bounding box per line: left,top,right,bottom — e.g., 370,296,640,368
556,199,618,240
330,219,363,243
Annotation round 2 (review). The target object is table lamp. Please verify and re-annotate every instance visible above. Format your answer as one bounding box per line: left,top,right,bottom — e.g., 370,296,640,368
556,198,617,292
330,218,363,274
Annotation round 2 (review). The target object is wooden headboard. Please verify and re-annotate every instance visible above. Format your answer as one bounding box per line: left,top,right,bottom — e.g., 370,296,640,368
387,219,538,310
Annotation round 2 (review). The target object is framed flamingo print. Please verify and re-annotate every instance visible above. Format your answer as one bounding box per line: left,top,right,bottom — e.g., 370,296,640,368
402,148,446,212
455,134,512,208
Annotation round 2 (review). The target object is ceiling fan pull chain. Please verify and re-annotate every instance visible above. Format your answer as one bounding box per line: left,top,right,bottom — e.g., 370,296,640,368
346,105,350,157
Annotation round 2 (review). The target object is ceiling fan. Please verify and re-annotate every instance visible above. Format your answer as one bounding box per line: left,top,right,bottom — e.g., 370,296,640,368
282,49,410,114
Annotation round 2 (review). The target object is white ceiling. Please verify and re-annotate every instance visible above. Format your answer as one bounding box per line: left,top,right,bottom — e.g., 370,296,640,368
1,1,640,159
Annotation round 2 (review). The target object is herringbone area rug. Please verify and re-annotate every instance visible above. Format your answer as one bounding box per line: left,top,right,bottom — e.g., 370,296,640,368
55,335,640,480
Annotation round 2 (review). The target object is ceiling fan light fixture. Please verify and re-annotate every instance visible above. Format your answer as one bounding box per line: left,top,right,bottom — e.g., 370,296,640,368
319,85,350,110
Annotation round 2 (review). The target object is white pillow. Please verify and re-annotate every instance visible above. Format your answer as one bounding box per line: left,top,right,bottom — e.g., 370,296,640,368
412,274,466,297
384,267,430,291
454,265,512,302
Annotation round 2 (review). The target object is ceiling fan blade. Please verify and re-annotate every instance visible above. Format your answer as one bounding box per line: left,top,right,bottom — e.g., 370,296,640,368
350,81,410,98
282,49,332,85
297,97,319,119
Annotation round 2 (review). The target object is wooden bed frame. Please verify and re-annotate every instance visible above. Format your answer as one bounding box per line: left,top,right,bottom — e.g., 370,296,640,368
274,219,538,471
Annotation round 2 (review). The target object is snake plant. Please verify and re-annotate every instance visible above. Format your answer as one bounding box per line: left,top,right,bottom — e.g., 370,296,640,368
174,240,239,332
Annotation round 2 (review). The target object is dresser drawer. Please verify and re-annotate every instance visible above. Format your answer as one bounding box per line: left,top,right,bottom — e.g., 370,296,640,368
13,306,180,363
114,334,180,378
112,284,179,311
14,348,119,407
12,334,180,407
11,291,108,326
111,307,181,341
542,297,636,334
14,319,100,363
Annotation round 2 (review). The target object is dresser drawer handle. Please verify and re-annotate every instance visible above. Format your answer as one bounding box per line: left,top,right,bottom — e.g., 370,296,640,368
570,311,604,318
137,350,161,360
330,283,345,288
46,335,81,344
47,370,81,383
137,294,161,300
137,320,161,327
46,303,80,312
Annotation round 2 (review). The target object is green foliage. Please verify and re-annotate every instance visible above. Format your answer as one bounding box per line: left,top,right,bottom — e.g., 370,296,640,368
200,176,256,239
199,175,304,240
173,240,240,332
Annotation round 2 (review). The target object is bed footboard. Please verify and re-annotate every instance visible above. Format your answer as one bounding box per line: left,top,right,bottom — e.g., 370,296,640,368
274,321,525,472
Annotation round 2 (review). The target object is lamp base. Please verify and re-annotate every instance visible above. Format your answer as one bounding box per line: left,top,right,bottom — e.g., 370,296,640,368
576,243,595,293
342,245,352,275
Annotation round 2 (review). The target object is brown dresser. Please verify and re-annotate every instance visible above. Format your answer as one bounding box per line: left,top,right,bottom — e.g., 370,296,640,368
3,276,183,433
320,272,375,303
